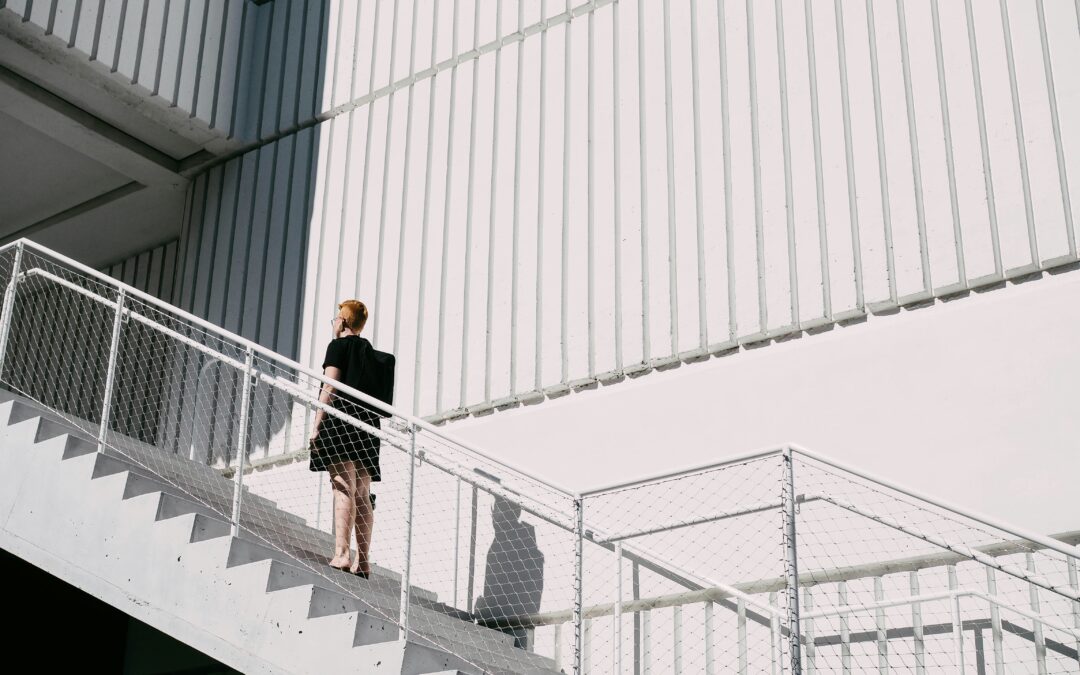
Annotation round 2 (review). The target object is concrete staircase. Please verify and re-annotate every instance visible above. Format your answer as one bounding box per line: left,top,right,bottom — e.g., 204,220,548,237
0,391,561,674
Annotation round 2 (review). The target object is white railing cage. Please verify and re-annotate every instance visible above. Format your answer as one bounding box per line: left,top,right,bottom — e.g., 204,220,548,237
0,238,1076,674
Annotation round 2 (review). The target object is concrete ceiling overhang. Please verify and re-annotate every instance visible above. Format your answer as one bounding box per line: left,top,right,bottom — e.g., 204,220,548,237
0,9,235,268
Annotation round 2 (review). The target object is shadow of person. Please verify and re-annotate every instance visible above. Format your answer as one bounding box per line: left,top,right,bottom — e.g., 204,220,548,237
473,496,545,650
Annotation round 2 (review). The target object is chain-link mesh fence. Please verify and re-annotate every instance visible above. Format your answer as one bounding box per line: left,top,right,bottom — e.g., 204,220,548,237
0,240,1076,674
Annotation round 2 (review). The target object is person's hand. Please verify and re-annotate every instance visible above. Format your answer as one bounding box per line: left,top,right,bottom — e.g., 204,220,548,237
308,427,320,451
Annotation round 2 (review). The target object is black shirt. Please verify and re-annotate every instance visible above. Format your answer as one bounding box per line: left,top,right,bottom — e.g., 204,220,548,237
322,335,395,415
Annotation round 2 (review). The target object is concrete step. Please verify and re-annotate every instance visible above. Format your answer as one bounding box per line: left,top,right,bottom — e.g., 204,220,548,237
1,389,559,674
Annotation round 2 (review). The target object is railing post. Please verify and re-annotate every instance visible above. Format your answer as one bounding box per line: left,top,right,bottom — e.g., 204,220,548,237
400,422,418,642
614,542,623,674
98,289,126,453
948,565,965,672
0,242,25,379
453,476,461,607
467,483,478,613
573,495,585,675
230,347,255,537
781,446,803,674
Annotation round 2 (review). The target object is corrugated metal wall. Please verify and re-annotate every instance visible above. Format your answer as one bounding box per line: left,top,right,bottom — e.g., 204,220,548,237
101,239,180,301
175,129,316,359
169,0,1080,425
3,0,253,138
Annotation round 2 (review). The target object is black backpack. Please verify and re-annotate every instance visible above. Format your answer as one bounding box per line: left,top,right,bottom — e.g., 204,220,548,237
356,340,395,418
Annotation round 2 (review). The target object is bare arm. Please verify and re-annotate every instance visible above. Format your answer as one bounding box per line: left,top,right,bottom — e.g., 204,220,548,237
310,365,342,440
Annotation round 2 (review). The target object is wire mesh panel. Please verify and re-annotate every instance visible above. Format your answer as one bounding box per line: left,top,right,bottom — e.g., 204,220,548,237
791,448,1080,674
581,454,788,673
0,239,1076,674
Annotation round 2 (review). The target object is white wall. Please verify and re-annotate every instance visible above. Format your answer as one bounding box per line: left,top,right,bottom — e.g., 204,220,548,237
451,267,1080,536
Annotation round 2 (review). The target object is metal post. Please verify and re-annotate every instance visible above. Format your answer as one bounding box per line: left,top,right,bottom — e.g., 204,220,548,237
673,605,683,674
467,483,478,613
573,496,584,675
781,447,803,674
400,423,417,641
614,543,623,674
453,476,461,607
230,347,255,537
0,242,25,379
705,601,715,675
948,565,965,672
98,289,127,453
632,561,641,675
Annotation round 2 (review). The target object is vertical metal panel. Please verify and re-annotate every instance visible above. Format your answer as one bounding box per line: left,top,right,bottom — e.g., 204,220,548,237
436,0,461,413
963,0,1003,278
929,0,966,289
459,0,480,407
535,0,549,391
717,0,737,342
395,0,422,364
206,163,236,325
865,0,898,308
610,0,623,369
774,0,798,330
149,0,1080,422
275,0,306,132
833,0,864,312
895,0,932,297
688,0,706,349
484,0,504,397
187,0,211,116
510,0,526,388
661,0,679,352
1035,0,1076,259
414,0,442,415
373,0,404,347
176,0,206,114
560,0,572,384
586,6,596,376
116,0,143,78
635,0,651,364
148,0,171,97
997,0,1039,269
102,239,180,301
746,0,767,335
803,0,831,320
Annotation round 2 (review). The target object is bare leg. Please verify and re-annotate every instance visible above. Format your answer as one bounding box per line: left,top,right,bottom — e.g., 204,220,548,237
351,466,374,576
328,460,357,569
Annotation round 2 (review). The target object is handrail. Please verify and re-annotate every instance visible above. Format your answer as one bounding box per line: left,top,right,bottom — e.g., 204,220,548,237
11,236,1071,572
789,443,1080,562
19,265,569,522
477,531,1080,634
1,239,569,496
19,256,758,614
8,241,1077,674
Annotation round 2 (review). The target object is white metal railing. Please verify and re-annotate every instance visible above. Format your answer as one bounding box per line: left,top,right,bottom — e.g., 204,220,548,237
0,238,1076,674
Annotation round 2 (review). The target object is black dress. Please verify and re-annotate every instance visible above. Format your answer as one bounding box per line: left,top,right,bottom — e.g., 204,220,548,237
309,336,382,481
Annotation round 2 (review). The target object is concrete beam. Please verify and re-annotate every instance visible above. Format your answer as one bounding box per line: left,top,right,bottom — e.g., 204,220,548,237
0,181,144,246
0,64,184,187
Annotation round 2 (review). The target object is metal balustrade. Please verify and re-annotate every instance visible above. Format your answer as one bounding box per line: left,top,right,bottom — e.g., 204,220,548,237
0,238,1076,673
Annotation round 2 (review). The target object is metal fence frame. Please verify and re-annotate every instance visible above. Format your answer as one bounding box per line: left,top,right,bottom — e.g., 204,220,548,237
0,237,1077,674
